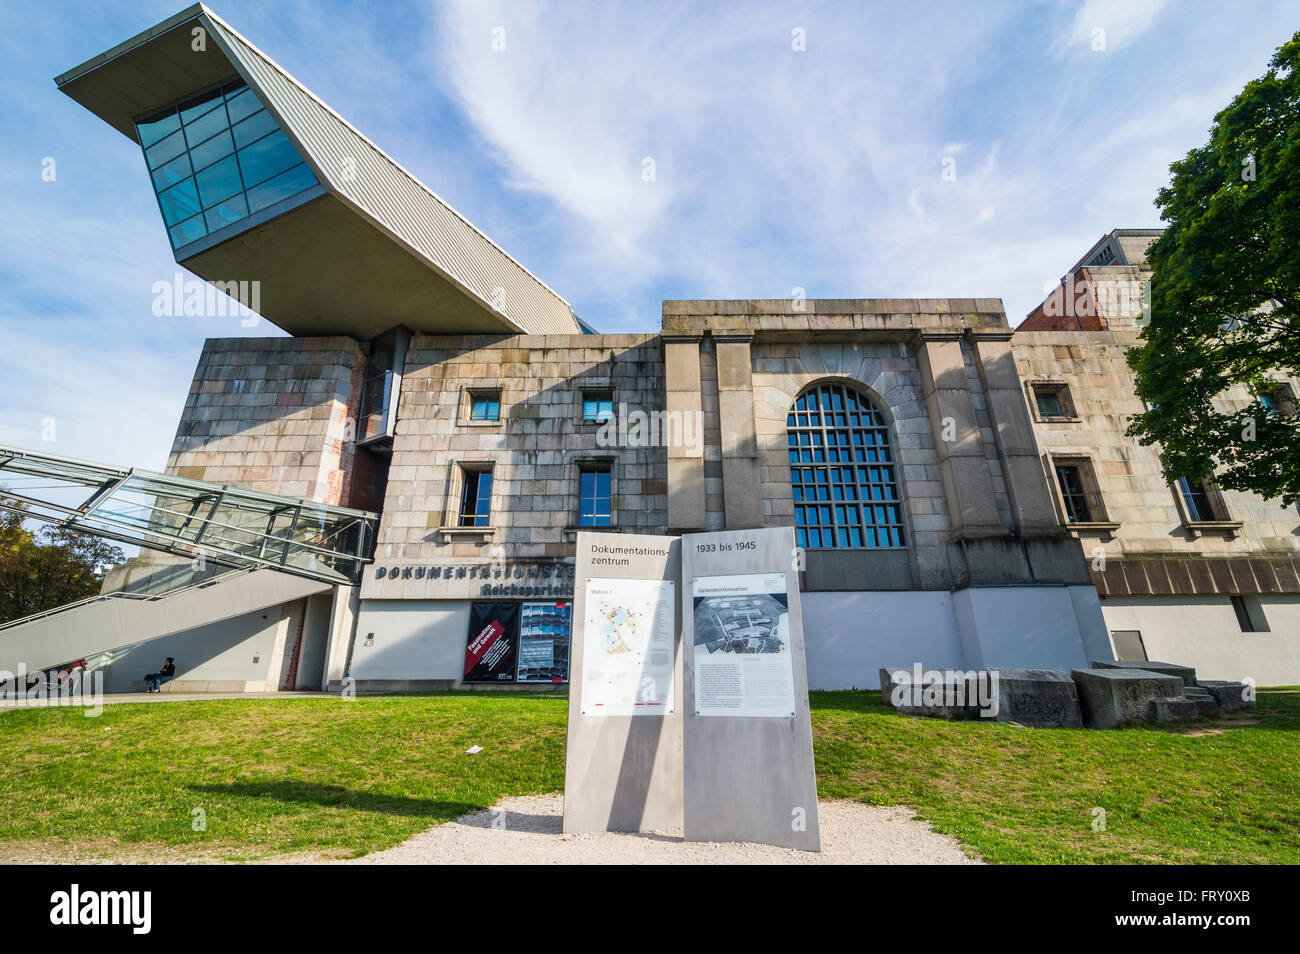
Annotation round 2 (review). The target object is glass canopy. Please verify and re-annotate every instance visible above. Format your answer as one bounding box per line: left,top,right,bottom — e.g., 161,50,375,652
136,77,319,250
0,445,377,584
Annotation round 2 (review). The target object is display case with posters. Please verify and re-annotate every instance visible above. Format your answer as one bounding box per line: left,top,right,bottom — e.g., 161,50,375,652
516,601,571,683
463,602,521,683
463,601,571,684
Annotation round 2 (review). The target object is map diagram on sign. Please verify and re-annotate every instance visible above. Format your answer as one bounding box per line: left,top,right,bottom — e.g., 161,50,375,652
597,602,641,656
581,578,677,716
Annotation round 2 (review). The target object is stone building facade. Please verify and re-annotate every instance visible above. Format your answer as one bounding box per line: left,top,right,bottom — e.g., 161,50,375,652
37,10,1298,694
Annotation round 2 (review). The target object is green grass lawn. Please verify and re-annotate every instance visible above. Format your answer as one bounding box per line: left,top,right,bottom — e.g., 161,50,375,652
0,689,1296,863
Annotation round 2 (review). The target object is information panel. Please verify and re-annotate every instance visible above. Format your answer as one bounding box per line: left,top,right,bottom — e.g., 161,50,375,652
692,573,795,718
682,526,820,851
564,531,683,834
580,577,677,715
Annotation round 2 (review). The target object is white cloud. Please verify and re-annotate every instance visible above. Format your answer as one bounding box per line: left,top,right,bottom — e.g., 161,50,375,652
1053,0,1171,57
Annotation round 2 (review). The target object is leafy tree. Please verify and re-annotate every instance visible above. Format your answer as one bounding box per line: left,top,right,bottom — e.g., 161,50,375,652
1127,31,1300,504
0,503,125,625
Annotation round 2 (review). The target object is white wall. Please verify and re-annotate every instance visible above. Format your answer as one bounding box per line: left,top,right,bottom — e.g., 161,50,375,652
802,585,1111,690
350,600,471,681
802,591,963,690
1101,595,1300,686
954,585,1098,672
98,606,288,693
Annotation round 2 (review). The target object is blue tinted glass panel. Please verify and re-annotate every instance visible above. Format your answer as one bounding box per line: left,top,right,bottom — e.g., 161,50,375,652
470,395,500,421
151,152,192,190
138,111,180,148
195,155,243,209
136,78,315,250
205,193,249,232
189,129,234,172
231,109,277,149
183,103,229,148
582,393,614,421
237,130,300,188
157,179,201,226
245,163,316,213
168,214,206,248
145,129,187,170
224,87,259,124
179,88,223,125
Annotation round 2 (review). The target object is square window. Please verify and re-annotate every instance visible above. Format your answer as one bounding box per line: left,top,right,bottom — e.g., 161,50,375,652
1032,383,1071,419
581,390,615,422
1261,383,1295,414
469,391,501,422
579,467,612,527
458,469,493,527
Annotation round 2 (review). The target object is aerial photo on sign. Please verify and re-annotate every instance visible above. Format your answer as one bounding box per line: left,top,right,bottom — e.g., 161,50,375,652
692,573,797,718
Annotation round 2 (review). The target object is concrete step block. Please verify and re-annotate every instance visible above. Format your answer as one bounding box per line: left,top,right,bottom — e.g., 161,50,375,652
1091,659,1198,687
1148,696,1200,722
1071,668,1186,729
1197,681,1257,711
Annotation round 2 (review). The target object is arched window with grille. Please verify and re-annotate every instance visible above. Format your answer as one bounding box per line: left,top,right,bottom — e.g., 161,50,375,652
787,383,907,549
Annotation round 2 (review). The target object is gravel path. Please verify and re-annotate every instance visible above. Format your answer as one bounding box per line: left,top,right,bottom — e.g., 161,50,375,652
349,794,981,864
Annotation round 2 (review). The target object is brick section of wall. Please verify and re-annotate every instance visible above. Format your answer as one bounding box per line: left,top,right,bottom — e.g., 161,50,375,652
1017,265,1149,332
370,333,667,574
167,336,366,504
1012,329,1300,593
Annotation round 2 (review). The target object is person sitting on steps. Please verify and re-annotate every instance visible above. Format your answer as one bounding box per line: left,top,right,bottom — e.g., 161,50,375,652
143,657,176,693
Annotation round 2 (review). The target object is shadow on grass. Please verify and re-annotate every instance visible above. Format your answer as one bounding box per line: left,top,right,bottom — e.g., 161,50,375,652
190,781,478,820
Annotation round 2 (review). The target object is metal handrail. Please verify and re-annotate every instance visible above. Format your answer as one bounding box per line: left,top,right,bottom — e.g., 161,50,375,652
0,566,257,633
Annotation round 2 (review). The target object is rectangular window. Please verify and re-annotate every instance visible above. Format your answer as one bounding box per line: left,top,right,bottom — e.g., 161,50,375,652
1177,476,1216,522
1055,463,1093,523
579,467,612,527
469,391,501,422
1230,595,1270,633
581,390,614,422
1110,631,1147,662
458,469,493,527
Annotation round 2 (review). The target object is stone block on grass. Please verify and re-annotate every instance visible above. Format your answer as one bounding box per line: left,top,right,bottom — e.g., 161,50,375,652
986,668,1083,728
1198,681,1256,711
1148,697,1200,721
1181,685,1219,717
1071,668,1185,729
878,666,986,719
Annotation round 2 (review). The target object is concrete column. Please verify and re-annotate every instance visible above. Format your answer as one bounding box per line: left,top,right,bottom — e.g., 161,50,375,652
968,331,1091,584
714,333,762,529
967,332,1059,534
665,334,706,530
322,583,359,691
911,332,1002,536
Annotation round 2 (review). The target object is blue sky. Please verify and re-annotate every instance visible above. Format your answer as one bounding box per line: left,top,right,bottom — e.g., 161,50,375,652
0,0,1296,472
